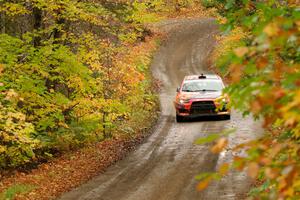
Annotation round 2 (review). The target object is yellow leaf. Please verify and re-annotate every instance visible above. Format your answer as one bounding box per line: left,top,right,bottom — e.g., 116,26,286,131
0,64,3,75
58,122,69,129
263,23,280,37
284,187,294,197
0,145,6,153
234,47,248,57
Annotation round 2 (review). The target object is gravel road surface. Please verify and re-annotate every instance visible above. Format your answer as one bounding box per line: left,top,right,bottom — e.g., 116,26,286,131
59,18,262,200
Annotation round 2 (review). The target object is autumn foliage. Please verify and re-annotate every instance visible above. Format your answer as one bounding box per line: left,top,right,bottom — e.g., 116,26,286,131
199,0,300,199
0,0,204,170
0,0,166,169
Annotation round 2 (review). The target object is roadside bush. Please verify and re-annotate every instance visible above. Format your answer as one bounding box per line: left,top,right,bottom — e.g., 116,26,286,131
0,103,39,168
201,0,218,8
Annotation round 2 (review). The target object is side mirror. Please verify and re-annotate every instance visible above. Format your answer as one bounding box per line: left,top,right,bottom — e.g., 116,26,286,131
176,86,180,93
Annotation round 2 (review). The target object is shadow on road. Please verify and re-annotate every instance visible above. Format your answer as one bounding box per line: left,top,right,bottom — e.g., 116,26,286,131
179,115,230,123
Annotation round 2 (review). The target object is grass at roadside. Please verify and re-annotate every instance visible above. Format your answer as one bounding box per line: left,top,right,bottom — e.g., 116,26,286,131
0,184,35,200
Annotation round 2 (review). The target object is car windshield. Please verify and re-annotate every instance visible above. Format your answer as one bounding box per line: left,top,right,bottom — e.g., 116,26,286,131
181,80,224,92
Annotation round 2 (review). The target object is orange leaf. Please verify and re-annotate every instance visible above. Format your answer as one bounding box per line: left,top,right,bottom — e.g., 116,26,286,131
278,177,287,191
270,144,282,158
247,162,259,179
234,47,249,57
250,100,262,114
229,64,243,83
211,138,228,154
256,57,268,69
233,156,246,171
259,157,272,166
219,163,230,176
265,167,278,179
196,177,212,191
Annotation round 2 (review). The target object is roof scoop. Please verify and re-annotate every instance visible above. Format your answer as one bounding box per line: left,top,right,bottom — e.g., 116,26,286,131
198,74,206,79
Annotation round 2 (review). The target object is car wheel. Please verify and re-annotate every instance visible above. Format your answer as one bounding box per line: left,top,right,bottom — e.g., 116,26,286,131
176,114,184,122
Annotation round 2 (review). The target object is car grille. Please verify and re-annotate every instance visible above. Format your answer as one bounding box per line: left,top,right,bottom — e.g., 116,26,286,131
190,101,216,114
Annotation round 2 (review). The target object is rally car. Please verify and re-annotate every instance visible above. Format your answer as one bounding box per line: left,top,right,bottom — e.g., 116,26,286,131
174,74,230,122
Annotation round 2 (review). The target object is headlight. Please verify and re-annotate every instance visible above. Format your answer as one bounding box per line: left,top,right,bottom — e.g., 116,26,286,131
216,96,229,104
179,99,190,104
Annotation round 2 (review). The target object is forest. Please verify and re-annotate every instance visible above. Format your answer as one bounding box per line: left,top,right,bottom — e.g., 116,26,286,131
0,0,168,169
0,0,299,199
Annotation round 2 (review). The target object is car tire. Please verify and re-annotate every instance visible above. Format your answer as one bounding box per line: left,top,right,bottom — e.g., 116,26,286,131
176,114,184,122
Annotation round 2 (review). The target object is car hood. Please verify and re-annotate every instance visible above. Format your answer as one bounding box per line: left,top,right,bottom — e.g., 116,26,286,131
180,91,222,100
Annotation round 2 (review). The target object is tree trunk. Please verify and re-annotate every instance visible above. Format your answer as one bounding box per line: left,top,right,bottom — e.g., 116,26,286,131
53,17,65,44
33,7,42,47
0,12,5,34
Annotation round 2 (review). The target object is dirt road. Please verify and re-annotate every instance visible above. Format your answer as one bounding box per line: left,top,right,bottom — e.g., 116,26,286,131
59,18,262,200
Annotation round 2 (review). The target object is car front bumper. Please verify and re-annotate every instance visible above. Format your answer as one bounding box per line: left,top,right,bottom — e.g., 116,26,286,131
174,100,230,117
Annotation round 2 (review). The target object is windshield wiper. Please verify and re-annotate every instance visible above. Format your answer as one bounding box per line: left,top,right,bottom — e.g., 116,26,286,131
182,89,193,92
182,89,219,92
195,89,218,92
